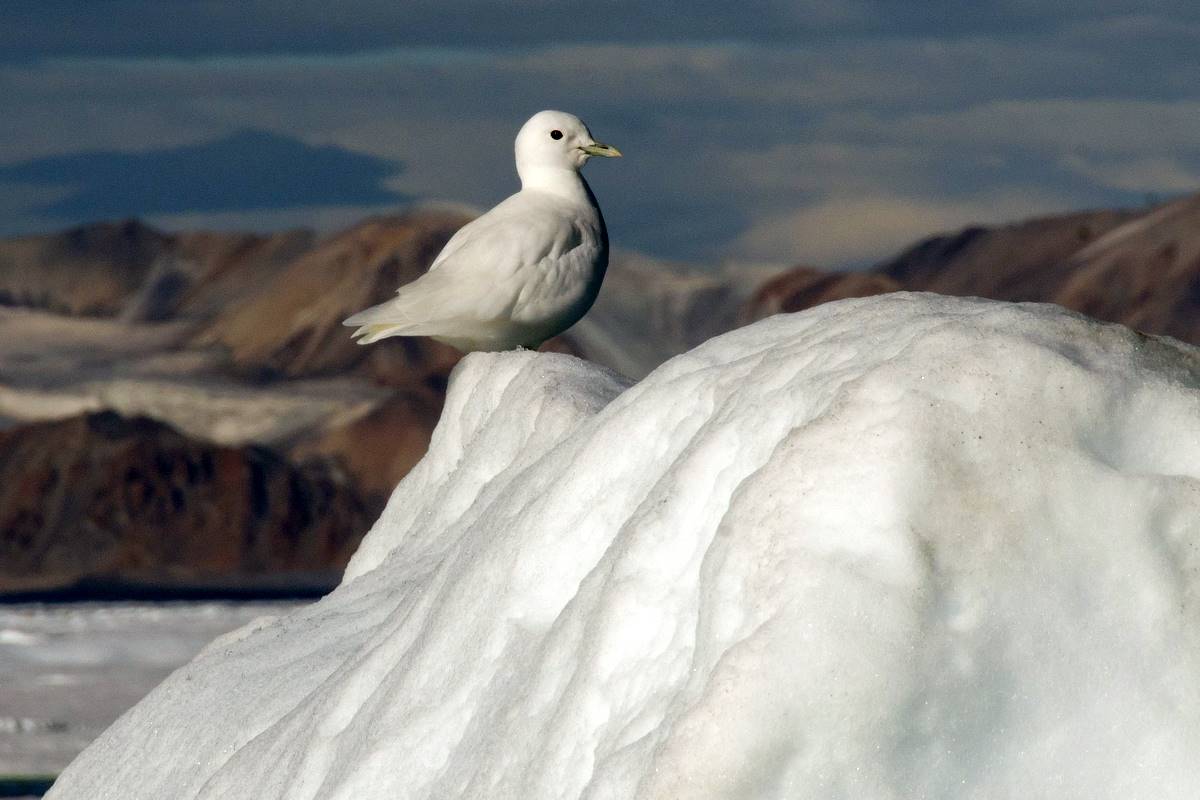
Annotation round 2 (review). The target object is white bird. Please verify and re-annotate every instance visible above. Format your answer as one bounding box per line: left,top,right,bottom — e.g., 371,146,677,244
343,110,621,352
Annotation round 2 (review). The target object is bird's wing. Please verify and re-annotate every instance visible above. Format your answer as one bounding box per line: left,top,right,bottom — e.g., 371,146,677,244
428,192,584,280
414,194,588,311
346,193,592,330
509,235,604,324
427,215,486,272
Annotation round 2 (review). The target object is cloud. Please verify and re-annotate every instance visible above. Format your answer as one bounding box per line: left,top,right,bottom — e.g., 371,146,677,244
1060,153,1200,193
0,0,868,62
5,1,1199,63
731,189,1075,267
2,17,1199,264
0,130,408,223
868,99,1200,155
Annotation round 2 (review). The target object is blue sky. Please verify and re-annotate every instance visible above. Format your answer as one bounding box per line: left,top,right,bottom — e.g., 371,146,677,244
1,2,1199,267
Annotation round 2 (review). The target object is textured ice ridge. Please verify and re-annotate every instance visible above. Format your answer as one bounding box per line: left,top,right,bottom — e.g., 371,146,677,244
48,293,1200,799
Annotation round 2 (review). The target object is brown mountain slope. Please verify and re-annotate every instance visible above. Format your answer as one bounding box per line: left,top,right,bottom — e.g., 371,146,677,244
289,391,442,504
745,193,1199,346
0,411,369,595
154,227,316,321
193,210,469,386
1055,194,1200,344
0,218,317,323
742,266,902,326
0,219,170,315
878,208,1137,300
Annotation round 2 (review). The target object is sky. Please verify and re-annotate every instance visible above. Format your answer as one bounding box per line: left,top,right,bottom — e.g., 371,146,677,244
1,1,1199,268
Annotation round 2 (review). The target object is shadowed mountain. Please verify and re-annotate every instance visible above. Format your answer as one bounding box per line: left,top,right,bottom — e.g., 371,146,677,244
0,129,408,220
877,208,1139,301
0,219,169,315
744,193,1200,346
193,210,470,385
0,218,314,318
1051,194,1200,344
0,411,368,596
738,266,902,326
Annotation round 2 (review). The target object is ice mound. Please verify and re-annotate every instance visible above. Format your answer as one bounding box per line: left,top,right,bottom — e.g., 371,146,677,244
48,293,1200,800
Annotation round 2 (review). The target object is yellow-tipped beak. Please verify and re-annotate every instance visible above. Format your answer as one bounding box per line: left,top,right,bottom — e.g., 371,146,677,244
580,142,622,158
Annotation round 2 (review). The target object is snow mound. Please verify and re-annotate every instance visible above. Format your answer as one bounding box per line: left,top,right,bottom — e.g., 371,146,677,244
48,293,1200,800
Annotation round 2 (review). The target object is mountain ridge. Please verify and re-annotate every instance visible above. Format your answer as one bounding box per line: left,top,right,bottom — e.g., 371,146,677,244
743,195,1199,345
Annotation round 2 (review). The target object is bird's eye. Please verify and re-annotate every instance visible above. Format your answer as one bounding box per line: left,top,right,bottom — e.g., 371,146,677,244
550,130,563,140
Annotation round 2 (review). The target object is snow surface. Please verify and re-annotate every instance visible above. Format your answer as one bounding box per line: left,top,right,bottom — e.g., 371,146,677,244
0,602,302,775
0,306,389,445
47,293,1200,799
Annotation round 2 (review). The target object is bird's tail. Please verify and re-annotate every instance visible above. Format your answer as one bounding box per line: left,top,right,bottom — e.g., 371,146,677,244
348,322,413,344
344,300,426,345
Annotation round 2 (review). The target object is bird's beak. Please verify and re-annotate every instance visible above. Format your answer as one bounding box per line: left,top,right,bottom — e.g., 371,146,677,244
580,141,622,158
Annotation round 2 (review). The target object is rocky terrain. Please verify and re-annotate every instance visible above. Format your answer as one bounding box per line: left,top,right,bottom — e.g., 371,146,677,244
0,412,367,597
1,193,1197,596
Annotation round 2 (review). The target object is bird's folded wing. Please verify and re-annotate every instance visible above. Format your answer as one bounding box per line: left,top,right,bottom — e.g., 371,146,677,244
346,209,590,330
343,265,512,329
435,219,591,321
429,193,584,279
510,238,603,324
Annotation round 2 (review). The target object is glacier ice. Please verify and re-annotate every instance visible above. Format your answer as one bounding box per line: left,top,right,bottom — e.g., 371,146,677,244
47,293,1200,799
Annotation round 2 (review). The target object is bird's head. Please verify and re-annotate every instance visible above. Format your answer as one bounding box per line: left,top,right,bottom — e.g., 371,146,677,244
515,110,621,180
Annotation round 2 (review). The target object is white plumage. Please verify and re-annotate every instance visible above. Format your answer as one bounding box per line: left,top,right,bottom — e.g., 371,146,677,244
344,110,621,352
